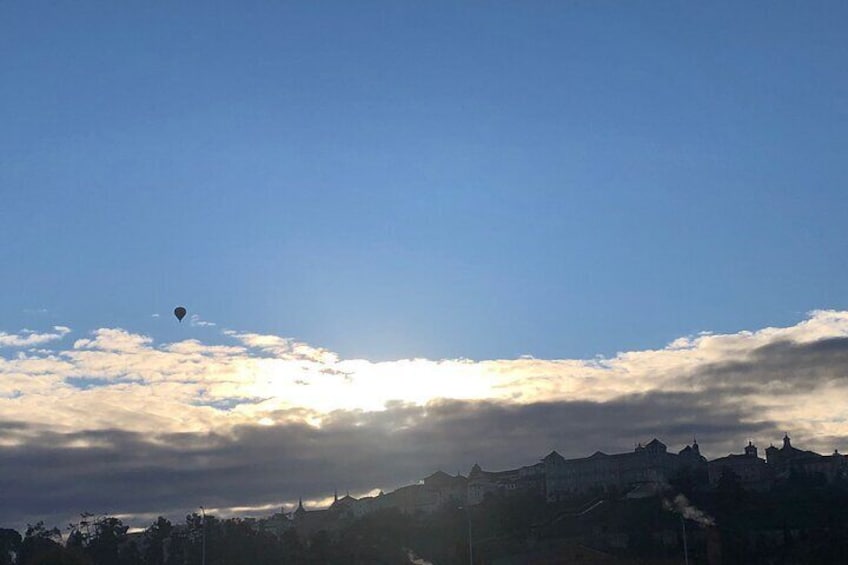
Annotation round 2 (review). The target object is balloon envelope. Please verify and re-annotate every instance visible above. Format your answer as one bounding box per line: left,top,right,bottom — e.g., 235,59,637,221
174,307,187,322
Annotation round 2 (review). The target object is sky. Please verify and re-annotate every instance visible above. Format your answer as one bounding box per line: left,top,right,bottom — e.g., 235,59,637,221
1,1,848,530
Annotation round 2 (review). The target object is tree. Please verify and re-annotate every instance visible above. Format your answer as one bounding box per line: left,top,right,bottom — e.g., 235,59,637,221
87,516,128,565
144,517,173,565
0,529,21,565
280,527,305,564
65,514,129,565
18,521,64,565
307,530,333,564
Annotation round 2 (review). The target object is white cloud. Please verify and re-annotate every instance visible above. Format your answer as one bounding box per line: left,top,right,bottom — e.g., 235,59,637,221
0,326,70,348
73,328,152,352
226,330,338,364
190,314,216,327
1,311,848,453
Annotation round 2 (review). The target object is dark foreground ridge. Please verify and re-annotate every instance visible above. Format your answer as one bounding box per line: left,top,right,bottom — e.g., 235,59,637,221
3,434,848,564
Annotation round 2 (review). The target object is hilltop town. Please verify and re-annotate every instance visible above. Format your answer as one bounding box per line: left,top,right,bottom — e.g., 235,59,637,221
269,433,847,534
6,434,848,564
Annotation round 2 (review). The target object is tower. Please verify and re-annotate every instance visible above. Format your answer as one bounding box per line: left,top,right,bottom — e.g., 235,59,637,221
294,497,307,520
765,443,778,465
745,441,758,458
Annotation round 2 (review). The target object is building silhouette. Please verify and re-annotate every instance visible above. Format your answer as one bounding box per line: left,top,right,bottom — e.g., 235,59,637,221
280,434,848,527
544,439,706,502
708,441,771,490
765,433,848,482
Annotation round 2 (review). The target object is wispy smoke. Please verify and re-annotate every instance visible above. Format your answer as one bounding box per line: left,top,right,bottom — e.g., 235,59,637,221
663,494,715,527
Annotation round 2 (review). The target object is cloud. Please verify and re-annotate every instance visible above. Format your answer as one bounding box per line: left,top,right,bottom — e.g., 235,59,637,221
1,311,848,529
0,326,70,348
225,330,338,364
4,312,848,437
23,308,49,315
190,314,216,327
0,396,778,530
73,328,151,352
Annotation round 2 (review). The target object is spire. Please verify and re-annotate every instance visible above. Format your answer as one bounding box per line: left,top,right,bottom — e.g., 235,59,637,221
294,497,306,517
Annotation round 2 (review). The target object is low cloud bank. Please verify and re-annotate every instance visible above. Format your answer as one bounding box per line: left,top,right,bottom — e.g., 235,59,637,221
0,310,847,528
0,395,781,529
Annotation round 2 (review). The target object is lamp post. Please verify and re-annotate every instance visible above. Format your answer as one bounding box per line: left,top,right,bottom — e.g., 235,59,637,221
663,501,691,565
199,506,206,565
458,506,473,565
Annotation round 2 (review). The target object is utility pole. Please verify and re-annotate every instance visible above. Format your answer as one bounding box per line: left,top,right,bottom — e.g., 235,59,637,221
457,505,473,565
681,516,689,565
465,508,474,565
200,506,206,565
468,508,473,565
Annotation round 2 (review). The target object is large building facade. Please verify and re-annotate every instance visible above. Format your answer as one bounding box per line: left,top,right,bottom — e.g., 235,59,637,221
765,434,848,482
708,441,771,490
275,434,848,536
543,439,707,502
467,462,544,504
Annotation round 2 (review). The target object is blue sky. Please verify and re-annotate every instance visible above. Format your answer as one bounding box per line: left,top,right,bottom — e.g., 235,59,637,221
4,2,848,530
2,1,847,361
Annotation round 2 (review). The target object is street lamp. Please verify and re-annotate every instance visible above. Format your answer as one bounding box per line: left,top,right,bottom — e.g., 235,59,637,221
199,506,206,565
458,506,473,565
663,498,691,565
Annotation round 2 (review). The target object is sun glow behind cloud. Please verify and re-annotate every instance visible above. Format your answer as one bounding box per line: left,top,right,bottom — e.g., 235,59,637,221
1,311,848,445
3,311,848,530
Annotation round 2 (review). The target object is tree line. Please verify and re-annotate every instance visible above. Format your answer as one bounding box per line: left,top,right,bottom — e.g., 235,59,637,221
5,471,848,564
0,507,457,565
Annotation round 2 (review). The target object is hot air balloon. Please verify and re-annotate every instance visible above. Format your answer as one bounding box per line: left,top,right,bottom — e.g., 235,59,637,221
174,306,187,322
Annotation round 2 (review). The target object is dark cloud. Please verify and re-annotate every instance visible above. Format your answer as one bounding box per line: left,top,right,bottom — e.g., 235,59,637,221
688,336,848,391
0,392,790,531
